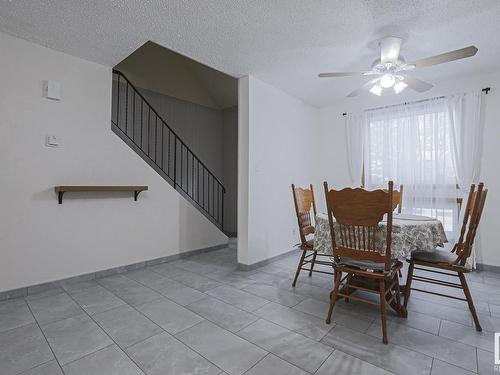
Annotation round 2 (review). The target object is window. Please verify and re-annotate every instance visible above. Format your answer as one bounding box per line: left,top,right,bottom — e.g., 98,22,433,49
363,97,459,233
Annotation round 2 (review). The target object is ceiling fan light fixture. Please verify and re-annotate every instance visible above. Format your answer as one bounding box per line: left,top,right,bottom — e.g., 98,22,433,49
380,73,396,88
393,80,408,94
369,84,382,96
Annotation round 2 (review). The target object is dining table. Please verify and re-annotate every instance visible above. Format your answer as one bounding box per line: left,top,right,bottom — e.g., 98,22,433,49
313,212,448,259
312,212,448,317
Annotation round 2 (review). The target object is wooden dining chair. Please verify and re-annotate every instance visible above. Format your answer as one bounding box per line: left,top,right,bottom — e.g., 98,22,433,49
391,184,404,277
291,184,333,287
393,184,404,213
324,181,404,344
404,183,488,331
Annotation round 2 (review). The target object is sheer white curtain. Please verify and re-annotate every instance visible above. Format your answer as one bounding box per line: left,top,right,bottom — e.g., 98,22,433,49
447,91,484,193
364,97,459,233
345,113,365,186
447,91,484,266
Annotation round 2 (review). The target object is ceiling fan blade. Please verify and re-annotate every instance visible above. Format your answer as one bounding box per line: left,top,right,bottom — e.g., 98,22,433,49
347,78,380,97
410,46,478,67
318,72,367,78
400,74,433,92
380,37,402,63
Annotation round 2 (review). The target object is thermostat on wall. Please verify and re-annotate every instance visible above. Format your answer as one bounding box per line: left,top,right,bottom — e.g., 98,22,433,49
43,80,61,100
45,134,61,148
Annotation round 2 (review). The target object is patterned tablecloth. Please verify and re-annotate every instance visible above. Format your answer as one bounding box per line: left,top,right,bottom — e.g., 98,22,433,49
313,213,448,259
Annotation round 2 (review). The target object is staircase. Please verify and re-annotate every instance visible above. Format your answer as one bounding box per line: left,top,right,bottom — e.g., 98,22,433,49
111,70,225,231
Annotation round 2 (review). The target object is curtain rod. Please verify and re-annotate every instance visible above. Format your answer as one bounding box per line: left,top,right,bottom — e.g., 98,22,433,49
342,87,491,116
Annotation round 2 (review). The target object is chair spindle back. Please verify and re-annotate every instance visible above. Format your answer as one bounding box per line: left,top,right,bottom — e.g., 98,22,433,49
455,183,487,266
292,184,317,246
324,181,394,271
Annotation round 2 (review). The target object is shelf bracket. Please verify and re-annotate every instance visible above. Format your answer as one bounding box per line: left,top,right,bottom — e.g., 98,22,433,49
58,191,64,204
134,190,141,201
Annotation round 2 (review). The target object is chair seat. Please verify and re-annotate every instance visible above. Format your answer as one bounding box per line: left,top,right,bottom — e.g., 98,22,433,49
300,239,315,250
410,249,457,265
337,257,397,271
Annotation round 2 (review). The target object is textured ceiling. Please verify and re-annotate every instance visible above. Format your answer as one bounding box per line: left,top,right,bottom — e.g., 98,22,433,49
1,0,500,107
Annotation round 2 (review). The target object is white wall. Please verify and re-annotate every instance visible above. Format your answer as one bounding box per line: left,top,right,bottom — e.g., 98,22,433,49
222,106,238,235
238,71,500,268
238,76,319,265
237,77,250,265
0,32,227,292
316,70,500,267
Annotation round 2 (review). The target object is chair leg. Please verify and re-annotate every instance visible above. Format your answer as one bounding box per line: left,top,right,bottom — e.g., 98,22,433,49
393,274,404,318
379,279,388,344
403,261,415,309
459,273,482,332
326,270,342,324
292,250,307,287
344,274,352,302
309,251,317,277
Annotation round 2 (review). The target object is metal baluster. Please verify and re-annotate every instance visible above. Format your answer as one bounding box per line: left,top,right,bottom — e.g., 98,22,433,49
133,92,136,144
161,122,164,170
167,130,171,177
125,81,128,135
191,154,194,198
154,116,157,163
186,149,189,195
212,175,215,218
112,71,227,228
180,143,184,191
221,188,224,230
133,91,136,142
173,137,177,187
147,107,151,156
116,75,120,127
140,100,143,149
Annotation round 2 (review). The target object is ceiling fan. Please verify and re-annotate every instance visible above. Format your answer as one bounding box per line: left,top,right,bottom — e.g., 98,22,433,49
318,37,478,97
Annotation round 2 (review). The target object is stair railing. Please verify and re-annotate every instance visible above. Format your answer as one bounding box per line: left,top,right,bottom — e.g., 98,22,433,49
111,70,225,230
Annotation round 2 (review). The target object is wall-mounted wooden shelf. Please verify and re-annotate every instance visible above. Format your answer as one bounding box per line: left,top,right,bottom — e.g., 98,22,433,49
54,186,148,204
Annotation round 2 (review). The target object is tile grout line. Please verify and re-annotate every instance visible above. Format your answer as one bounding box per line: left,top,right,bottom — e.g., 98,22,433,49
147,265,225,293
364,319,482,373
22,297,66,375
183,299,261,335
233,317,337,373
61,290,149,375
116,271,207,307
320,325,433,375
88,280,229,374
15,358,60,375
311,348,336,375
96,269,299,372
4,254,494,375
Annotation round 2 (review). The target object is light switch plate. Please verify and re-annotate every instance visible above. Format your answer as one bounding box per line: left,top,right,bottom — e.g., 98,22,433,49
43,80,61,100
